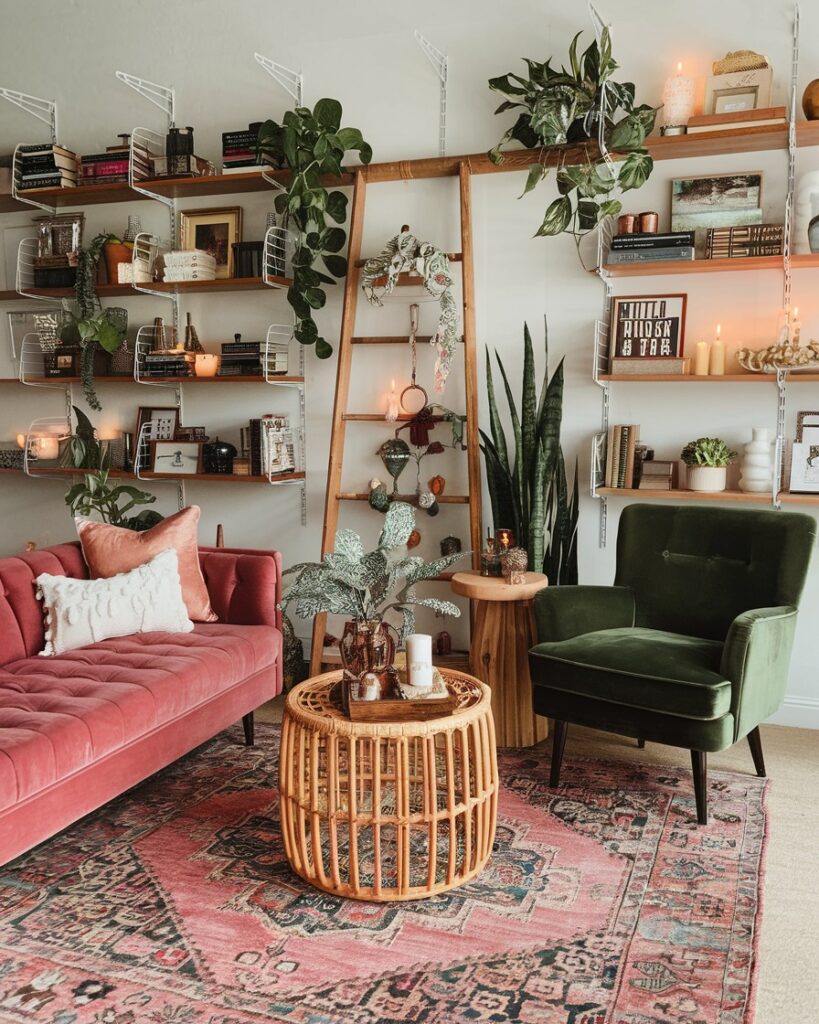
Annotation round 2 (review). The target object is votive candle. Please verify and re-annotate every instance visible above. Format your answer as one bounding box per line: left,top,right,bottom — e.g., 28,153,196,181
406,633,433,689
694,340,710,376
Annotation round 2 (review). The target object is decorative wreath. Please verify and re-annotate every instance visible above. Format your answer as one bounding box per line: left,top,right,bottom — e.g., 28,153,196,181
360,226,459,392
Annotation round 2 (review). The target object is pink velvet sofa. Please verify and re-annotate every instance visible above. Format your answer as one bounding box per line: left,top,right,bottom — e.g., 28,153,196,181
0,541,282,865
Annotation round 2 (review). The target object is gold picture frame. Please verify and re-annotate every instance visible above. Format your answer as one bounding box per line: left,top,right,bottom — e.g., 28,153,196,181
179,207,243,279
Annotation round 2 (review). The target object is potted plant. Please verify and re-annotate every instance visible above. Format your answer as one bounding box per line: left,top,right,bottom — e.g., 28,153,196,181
282,502,464,679
681,437,737,492
59,231,128,411
65,469,163,531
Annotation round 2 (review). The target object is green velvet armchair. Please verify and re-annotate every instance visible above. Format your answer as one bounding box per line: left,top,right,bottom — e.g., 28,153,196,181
529,503,815,824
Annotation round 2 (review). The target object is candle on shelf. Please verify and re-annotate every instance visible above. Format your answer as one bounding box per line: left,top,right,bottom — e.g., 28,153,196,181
15,434,25,450
36,435,60,460
791,307,801,346
406,633,433,690
661,62,695,136
694,339,710,376
709,323,725,375
194,353,220,377
385,379,399,422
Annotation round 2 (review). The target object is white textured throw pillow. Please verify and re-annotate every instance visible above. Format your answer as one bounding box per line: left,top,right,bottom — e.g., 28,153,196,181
36,547,194,656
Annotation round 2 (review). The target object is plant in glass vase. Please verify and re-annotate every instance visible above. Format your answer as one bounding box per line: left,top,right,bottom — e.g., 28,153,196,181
281,502,464,678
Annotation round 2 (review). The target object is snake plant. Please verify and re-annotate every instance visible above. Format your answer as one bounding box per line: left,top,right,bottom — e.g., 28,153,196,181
480,321,579,584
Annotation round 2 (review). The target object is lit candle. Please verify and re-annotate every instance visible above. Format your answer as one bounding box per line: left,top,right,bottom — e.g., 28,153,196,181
661,62,695,135
694,339,710,376
16,433,25,449
406,633,433,690
36,436,60,460
194,353,220,377
385,379,399,422
709,323,725,375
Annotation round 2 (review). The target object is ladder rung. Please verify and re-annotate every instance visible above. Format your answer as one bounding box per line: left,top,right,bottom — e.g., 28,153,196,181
337,492,471,504
351,336,432,345
355,252,463,268
342,413,414,421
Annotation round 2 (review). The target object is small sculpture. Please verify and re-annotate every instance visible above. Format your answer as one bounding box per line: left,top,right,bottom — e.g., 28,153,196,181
418,490,439,516
368,478,390,512
378,438,411,493
500,546,528,585
407,529,422,549
737,339,819,372
440,535,461,556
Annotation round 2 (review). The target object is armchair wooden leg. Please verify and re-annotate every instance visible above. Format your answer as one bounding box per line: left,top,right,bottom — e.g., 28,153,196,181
691,750,708,825
550,720,568,788
637,738,646,748
747,727,766,777
242,712,255,747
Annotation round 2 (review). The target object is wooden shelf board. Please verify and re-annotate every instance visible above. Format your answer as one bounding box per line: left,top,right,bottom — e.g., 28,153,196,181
2,277,291,302
355,252,463,268
18,181,135,208
603,253,819,277
342,413,416,422
779,492,819,505
600,373,779,383
141,470,305,484
337,492,470,504
21,374,304,385
598,487,773,503
351,336,432,345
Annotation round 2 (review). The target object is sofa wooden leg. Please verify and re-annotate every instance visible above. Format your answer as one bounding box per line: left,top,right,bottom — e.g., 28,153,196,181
637,738,646,748
747,727,766,777
242,712,255,747
690,750,708,825
550,720,568,788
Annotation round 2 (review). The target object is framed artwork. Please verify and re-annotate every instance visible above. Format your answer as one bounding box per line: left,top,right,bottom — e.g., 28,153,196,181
671,172,763,234
175,425,207,442
179,207,242,279
6,309,61,362
150,441,203,476
704,67,773,116
788,441,819,494
796,411,819,444
134,406,180,470
610,294,687,359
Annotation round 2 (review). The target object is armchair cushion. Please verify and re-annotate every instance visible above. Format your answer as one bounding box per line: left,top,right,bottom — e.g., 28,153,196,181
533,585,635,642
530,627,731,720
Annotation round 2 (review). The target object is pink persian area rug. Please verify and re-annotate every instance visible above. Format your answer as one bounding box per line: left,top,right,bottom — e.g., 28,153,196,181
0,723,766,1024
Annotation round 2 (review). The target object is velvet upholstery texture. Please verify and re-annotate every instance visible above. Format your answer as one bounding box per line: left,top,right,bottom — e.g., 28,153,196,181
0,542,283,864
529,504,815,753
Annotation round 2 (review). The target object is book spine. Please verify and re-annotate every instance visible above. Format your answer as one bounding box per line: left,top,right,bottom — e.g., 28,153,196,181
616,426,630,488
612,232,694,248
608,248,694,263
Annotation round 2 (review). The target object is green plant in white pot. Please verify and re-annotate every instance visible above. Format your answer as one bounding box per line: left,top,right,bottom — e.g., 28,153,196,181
680,437,737,492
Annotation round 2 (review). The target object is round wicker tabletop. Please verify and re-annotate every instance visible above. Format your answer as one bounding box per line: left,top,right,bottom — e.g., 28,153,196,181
280,668,498,902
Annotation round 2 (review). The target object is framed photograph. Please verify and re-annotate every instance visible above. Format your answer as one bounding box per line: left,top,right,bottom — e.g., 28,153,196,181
179,207,242,279
135,406,180,470
175,425,207,442
150,441,203,476
610,294,687,359
671,172,763,234
788,441,819,494
704,67,773,116
796,411,819,444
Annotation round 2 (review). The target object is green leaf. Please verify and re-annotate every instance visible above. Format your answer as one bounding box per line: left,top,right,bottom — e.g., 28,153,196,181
488,74,528,96
577,199,599,231
326,191,348,223
519,163,545,198
485,347,510,475
323,253,348,278
322,227,346,253
568,31,582,79
294,316,318,346
287,285,312,320
618,150,654,191
305,287,326,309
95,320,123,353
535,195,571,236
598,198,623,220
336,126,363,149
378,501,416,548
313,98,342,129
334,528,364,561
315,337,334,359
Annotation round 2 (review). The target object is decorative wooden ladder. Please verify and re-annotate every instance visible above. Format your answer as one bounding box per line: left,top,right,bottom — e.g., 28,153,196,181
309,162,483,676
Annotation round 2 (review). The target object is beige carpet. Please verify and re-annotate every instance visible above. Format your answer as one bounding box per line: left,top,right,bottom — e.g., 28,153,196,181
260,698,818,1023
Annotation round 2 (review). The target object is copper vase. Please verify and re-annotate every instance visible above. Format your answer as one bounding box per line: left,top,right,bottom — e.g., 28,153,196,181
339,619,396,680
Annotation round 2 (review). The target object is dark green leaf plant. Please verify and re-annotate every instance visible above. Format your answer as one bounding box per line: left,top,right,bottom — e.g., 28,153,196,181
65,469,163,532
488,27,657,258
257,98,372,359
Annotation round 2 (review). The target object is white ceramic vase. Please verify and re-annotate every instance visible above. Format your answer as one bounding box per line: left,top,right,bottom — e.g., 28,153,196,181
687,465,727,492
739,427,773,492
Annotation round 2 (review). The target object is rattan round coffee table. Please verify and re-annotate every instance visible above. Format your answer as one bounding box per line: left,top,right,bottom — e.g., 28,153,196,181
279,669,498,902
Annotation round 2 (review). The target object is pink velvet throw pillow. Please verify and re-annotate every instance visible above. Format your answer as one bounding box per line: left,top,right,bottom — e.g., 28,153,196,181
76,505,217,622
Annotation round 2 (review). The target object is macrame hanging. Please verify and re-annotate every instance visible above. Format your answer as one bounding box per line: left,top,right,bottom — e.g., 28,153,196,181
360,225,459,392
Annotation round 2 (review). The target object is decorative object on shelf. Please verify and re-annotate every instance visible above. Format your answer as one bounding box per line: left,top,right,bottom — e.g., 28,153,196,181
231,241,264,278
368,478,390,512
16,143,78,193
151,441,203,475
440,535,461,557
495,528,515,551
638,212,659,233
671,173,763,243
500,546,528,585
0,449,25,470
101,237,133,285
378,437,411,493
604,423,641,488
687,104,786,136
8,309,60,360
256,98,373,359
660,62,695,136
488,27,656,259
194,353,220,377
737,306,819,371
681,437,736,492
362,233,459,392
179,207,242,279
481,321,578,582
134,406,179,466
607,229,695,266
232,457,250,476
417,490,439,517
175,426,208,442
123,215,142,243
385,378,400,422
809,214,819,254
803,80,819,120
159,248,217,284
610,294,687,361
406,633,434,690
281,502,464,683
793,171,819,254
617,213,638,234
35,213,83,260
610,356,690,375
639,458,678,491
251,415,296,476
202,437,237,475
788,442,819,494
709,324,725,375
222,122,271,174
183,312,205,353
57,406,106,470
796,410,819,443
739,428,773,493
166,126,193,176
694,339,710,376
705,223,784,259
429,474,446,496
480,534,503,578
65,469,162,532
435,629,452,656
705,52,772,115
407,529,421,549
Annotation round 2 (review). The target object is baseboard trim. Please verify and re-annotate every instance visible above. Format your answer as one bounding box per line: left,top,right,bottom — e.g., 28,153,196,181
766,696,819,729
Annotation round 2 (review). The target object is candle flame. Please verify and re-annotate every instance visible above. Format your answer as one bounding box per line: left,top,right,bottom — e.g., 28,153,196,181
716,323,721,338
676,61,683,74
390,378,395,390
794,307,799,319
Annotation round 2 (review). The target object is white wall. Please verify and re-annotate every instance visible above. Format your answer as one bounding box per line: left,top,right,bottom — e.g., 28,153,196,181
0,0,817,725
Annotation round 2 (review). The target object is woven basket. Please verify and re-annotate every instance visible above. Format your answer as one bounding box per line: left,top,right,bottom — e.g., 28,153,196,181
713,50,769,75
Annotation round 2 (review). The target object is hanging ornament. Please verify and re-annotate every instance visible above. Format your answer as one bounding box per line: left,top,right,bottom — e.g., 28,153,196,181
407,529,422,549
368,478,390,512
429,474,446,496
418,490,440,516
400,304,430,416
378,438,411,493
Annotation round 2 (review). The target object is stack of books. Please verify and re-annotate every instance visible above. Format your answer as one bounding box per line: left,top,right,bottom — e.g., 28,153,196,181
142,351,195,378
249,415,295,476
80,141,151,184
607,231,695,265
219,338,288,377
222,123,264,175
686,105,786,136
16,144,78,192
161,250,217,283
604,424,641,488
705,223,784,259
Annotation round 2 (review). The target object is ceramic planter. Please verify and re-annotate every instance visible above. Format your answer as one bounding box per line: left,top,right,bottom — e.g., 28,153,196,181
739,428,773,492
687,465,728,492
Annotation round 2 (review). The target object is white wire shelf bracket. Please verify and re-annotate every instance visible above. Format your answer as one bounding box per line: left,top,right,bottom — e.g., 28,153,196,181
16,237,65,302
414,31,448,158
129,127,175,211
263,225,295,286
11,142,60,214
254,53,303,106
133,419,185,510
115,73,175,128
263,324,303,386
22,416,71,480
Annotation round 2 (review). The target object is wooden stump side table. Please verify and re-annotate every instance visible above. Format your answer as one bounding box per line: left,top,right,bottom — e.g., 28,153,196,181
279,669,498,902
451,570,549,748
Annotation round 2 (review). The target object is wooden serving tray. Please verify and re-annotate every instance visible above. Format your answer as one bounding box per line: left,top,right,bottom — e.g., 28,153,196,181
347,668,456,722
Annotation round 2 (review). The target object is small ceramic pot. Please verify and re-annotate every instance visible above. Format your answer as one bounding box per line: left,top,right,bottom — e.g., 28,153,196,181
687,465,727,492
739,428,773,493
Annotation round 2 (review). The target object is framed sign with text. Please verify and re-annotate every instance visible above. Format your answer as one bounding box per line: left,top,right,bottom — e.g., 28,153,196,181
611,293,687,360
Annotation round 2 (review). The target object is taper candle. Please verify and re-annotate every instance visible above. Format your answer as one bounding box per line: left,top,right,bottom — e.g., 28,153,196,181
709,324,725,375
406,633,433,689
694,340,710,376
385,379,399,422
791,307,801,346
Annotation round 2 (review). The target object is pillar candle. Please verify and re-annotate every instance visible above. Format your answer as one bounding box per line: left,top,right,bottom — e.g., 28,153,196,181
661,62,695,130
36,436,60,460
406,633,433,689
709,324,725,375
385,379,399,422
694,340,710,376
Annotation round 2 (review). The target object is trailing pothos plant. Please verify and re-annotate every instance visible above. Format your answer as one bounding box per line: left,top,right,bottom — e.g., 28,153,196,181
256,98,372,359
488,27,657,255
